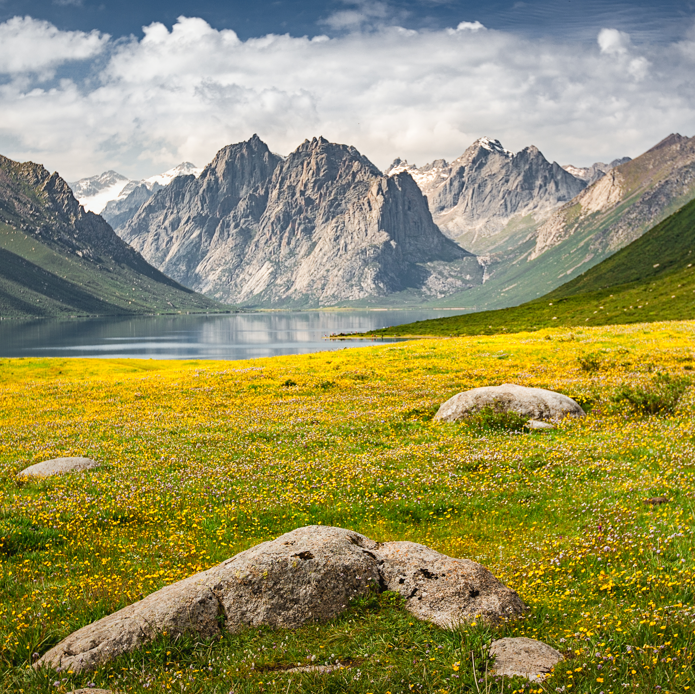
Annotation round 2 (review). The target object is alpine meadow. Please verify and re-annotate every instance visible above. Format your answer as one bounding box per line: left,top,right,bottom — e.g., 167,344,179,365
2,2,695,693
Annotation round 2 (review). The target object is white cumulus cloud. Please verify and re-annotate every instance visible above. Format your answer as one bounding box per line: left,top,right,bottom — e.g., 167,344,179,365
0,15,694,181
0,16,107,75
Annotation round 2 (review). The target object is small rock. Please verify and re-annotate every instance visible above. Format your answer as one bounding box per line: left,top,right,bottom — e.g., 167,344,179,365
18,457,100,479
525,419,555,430
644,496,669,505
434,384,585,423
67,690,115,694
284,664,346,673
37,526,526,673
490,637,563,681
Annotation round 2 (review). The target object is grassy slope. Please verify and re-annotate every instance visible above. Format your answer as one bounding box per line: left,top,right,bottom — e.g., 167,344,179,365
1,324,694,693
421,135,695,312
0,223,223,318
364,198,695,337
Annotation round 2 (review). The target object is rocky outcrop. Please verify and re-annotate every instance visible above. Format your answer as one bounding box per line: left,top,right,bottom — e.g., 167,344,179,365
18,457,100,479
37,525,526,673
119,135,481,306
489,637,564,681
434,384,585,422
386,138,586,254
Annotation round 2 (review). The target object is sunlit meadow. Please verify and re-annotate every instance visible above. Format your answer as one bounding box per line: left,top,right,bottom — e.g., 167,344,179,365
1,321,694,693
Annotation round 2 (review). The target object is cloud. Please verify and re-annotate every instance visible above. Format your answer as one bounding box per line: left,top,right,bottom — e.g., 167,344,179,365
0,16,106,75
321,0,406,32
0,15,694,180
598,27,631,55
53,0,84,6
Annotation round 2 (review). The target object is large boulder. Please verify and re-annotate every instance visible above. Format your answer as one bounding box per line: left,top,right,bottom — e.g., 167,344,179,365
490,637,564,681
435,384,585,423
378,541,526,627
37,526,526,673
18,457,100,479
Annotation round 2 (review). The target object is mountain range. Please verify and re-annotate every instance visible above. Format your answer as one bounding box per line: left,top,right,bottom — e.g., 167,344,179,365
365,193,695,338
70,163,203,226
384,137,589,255
0,155,220,318
2,129,693,319
118,135,481,307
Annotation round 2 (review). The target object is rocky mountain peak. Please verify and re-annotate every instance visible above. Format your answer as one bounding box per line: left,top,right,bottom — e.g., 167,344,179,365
648,133,687,153
119,135,481,306
469,137,513,158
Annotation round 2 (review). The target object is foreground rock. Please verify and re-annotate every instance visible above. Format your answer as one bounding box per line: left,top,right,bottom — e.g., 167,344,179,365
18,457,100,479
378,541,526,628
490,637,564,681
38,526,526,673
435,384,585,423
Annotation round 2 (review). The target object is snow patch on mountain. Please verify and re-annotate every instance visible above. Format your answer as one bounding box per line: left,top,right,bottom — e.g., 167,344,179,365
70,163,202,214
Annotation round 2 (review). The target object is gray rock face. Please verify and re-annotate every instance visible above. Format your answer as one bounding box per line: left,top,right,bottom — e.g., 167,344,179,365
434,384,585,422
490,637,564,681
386,137,586,254
37,525,525,673
378,541,526,628
18,457,100,479
562,157,631,185
101,181,161,229
119,135,481,306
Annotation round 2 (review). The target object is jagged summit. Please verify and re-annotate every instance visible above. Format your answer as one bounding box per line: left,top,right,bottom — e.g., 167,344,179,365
386,137,586,253
470,137,513,158
118,135,481,306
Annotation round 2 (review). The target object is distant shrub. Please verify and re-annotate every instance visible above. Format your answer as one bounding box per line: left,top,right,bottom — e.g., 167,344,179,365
281,378,297,387
402,404,440,421
614,372,691,415
464,405,530,433
578,351,605,372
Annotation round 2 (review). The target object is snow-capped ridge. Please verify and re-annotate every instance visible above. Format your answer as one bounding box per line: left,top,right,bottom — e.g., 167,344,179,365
471,137,513,158
70,162,202,214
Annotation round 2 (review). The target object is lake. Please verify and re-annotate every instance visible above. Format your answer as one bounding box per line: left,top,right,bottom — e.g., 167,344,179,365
0,310,461,360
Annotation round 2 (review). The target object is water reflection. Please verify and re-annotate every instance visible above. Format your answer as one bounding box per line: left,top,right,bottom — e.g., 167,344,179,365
0,310,459,360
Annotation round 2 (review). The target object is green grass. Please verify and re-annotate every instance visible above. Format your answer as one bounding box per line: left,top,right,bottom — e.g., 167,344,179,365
0,324,694,692
361,198,695,338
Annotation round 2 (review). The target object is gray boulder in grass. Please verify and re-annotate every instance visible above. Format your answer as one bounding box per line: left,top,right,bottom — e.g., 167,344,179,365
378,541,527,628
18,457,100,479
37,526,526,673
490,637,564,681
434,384,585,422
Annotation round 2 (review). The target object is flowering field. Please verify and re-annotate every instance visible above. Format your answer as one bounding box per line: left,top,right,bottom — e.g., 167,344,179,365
1,321,694,694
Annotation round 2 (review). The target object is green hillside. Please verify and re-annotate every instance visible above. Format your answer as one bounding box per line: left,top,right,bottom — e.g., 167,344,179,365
362,197,695,337
419,133,695,313
0,155,224,319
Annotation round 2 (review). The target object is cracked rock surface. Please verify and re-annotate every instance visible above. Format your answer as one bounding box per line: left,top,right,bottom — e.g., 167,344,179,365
434,384,585,423
18,457,100,479
490,637,564,681
38,526,526,673
378,541,526,628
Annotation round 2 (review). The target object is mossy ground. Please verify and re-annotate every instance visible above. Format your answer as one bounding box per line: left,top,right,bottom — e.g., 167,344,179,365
1,322,694,693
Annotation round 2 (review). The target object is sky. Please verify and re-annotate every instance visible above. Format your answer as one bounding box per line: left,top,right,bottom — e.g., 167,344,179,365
0,0,694,180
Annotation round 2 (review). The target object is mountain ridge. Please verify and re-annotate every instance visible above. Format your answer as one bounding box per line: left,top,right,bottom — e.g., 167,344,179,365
119,135,481,307
0,154,222,318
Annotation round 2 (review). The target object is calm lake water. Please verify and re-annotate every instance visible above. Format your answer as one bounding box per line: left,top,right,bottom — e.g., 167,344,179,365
0,310,460,360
